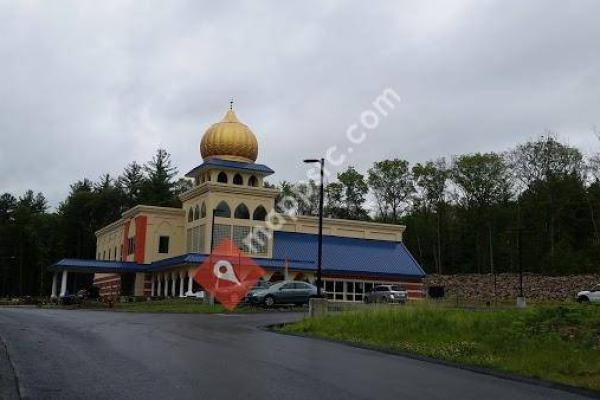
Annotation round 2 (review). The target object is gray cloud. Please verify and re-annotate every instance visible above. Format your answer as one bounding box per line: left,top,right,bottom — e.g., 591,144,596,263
1,0,599,207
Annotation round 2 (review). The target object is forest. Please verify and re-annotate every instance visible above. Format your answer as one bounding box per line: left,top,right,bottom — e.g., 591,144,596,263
1,134,599,297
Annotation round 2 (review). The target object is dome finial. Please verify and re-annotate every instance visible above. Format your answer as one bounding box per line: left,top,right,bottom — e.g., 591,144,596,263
200,107,258,163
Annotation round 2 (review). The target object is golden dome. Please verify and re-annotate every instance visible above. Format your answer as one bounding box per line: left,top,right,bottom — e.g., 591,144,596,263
200,109,258,163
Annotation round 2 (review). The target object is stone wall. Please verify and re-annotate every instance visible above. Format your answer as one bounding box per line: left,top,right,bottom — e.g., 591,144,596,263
424,273,600,301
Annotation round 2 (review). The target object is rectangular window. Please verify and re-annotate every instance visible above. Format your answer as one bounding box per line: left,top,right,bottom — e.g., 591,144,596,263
186,228,193,252
212,224,232,250
250,226,269,255
355,282,364,302
196,225,205,252
345,281,354,301
233,226,251,251
158,236,170,254
128,237,136,255
324,280,334,300
120,245,123,261
103,250,106,260
192,227,199,252
334,281,343,300
187,226,205,253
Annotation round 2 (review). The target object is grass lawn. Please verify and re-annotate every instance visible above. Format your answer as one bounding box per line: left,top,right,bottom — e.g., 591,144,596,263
281,304,600,392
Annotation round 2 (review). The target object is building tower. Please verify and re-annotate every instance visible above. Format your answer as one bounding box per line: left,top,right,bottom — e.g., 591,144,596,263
180,108,279,257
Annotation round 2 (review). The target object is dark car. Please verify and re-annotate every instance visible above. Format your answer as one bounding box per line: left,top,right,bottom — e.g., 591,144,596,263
248,280,318,307
364,285,407,304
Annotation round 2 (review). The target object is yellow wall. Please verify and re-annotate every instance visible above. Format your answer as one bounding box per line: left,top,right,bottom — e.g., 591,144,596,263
95,221,124,261
279,215,404,242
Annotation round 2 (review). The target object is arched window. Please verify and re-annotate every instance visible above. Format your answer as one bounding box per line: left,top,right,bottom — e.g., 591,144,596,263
194,204,200,220
217,172,228,183
248,175,258,187
214,201,231,218
233,173,243,185
253,205,267,221
200,202,207,218
188,208,194,222
234,203,250,219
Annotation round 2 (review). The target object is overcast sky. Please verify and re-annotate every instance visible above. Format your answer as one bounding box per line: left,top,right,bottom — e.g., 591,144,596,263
1,0,599,208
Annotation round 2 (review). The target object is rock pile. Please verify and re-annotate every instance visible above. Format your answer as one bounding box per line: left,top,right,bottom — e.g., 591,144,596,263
424,273,600,301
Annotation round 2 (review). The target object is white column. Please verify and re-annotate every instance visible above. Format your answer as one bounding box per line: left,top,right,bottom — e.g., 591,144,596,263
179,273,184,297
186,270,194,296
150,274,155,297
51,272,58,299
59,270,68,297
163,274,168,297
171,273,176,297
157,275,162,297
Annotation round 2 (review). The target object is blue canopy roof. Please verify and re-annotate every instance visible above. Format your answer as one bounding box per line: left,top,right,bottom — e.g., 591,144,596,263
49,259,146,273
185,159,274,177
145,253,313,272
272,231,425,279
49,232,425,279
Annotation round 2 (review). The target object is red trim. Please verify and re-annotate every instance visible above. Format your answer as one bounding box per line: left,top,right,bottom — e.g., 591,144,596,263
122,220,131,261
93,274,121,284
134,216,148,263
322,273,423,283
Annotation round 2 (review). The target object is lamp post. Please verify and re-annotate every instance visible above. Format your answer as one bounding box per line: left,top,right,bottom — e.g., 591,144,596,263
514,204,527,308
517,225,526,308
303,158,324,297
205,208,219,306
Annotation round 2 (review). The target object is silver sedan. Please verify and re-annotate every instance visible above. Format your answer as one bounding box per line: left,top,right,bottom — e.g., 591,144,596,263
364,285,407,304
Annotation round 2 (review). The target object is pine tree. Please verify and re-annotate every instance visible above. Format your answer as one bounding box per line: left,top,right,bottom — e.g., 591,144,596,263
141,149,178,207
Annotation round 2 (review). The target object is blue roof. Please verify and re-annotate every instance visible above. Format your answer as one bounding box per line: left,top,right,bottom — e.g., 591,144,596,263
49,233,425,279
272,231,426,279
49,259,146,273
145,253,313,272
185,159,274,177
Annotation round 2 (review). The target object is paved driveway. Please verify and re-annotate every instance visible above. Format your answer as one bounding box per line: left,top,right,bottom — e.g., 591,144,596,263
0,308,593,400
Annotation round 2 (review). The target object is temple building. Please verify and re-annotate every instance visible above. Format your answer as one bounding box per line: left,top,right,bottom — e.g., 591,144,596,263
48,108,426,302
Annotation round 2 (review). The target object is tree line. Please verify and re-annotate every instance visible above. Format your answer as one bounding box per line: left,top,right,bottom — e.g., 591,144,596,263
1,134,599,297
0,149,189,297
278,134,600,276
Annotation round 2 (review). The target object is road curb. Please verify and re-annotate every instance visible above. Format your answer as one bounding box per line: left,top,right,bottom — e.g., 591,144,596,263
266,323,600,400
0,335,21,400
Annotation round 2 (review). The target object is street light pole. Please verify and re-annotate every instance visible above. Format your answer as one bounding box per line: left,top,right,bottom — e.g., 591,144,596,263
207,208,217,306
304,158,325,297
516,205,526,308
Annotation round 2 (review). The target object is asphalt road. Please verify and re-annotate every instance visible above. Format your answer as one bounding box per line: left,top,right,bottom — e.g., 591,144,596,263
0,308,594,400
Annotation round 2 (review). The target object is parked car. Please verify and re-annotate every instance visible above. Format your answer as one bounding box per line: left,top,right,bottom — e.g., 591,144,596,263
247,280,318,307
185,291,205,299
364,285,407,304
577,284,600,303
243,281,271,304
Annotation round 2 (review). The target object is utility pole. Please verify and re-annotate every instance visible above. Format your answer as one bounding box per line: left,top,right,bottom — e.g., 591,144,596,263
304,158,324,297
516,212,526,308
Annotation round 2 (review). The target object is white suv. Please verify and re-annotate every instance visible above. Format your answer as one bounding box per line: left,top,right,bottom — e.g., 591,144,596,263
576,284,600,303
